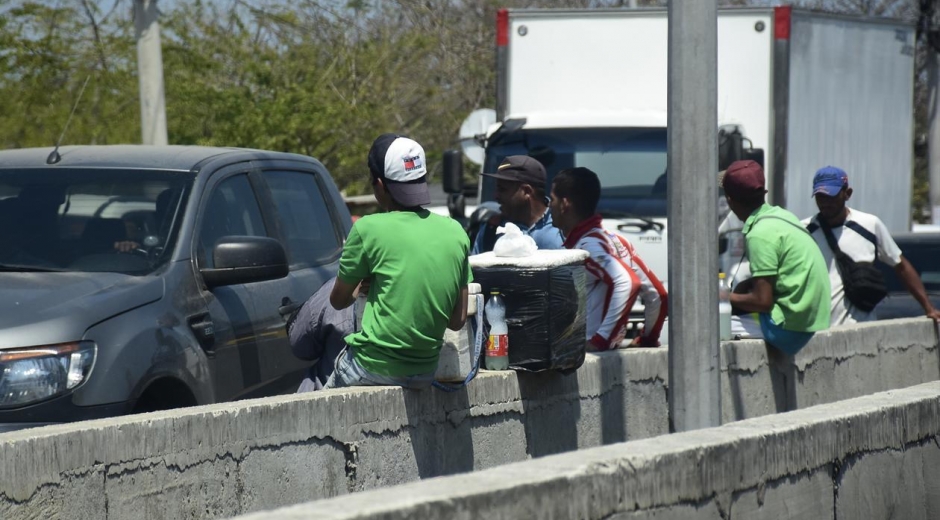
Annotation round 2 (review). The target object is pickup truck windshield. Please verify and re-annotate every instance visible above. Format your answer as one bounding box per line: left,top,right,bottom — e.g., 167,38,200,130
0,168,192,275
483,128,668,217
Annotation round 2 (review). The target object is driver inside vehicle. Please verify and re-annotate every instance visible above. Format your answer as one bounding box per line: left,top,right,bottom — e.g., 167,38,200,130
112,188,176,254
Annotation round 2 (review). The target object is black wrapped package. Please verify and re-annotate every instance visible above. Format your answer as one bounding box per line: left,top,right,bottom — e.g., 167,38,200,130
470,250,589,372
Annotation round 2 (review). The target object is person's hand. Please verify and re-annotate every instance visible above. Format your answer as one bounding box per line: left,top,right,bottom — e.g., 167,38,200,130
356,279,371,298
114,241,141,253
926,308,940,322
628,336,660,348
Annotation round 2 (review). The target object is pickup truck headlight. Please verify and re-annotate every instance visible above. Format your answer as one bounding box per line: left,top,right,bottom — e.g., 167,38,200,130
0,341,96,408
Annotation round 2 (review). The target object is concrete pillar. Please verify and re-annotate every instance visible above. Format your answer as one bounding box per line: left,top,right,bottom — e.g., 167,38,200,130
134,0,168,146
928,45,940,225
666,0,721,431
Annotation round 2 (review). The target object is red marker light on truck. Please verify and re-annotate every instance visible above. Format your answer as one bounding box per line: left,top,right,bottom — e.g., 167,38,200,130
774,5,792,40
497,9,509,47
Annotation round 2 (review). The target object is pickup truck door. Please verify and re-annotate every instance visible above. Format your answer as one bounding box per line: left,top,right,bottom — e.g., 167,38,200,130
192,169,275,402
237,164,345,397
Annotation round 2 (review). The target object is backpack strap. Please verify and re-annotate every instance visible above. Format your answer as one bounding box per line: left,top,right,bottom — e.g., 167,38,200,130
751,215,812,236
816,214,852,282
816,215,843,254
845,220,878,249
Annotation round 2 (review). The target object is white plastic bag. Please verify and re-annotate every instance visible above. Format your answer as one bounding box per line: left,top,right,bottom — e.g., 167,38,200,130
492,222,538,257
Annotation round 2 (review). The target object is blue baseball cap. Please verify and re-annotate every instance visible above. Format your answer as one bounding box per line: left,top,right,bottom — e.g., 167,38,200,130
812,166,849,197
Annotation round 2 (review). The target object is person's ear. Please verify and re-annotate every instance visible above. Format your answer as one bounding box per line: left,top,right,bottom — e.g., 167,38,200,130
844,187,853,200
372,178,389,206
520,183,534,198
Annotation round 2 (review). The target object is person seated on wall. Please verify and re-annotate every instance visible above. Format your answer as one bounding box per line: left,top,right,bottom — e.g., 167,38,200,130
549,167,668,351
471,155,564,254
324,134,472,390
721,160,830,355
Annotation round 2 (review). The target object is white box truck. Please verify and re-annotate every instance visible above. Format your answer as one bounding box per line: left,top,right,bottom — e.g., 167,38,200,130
444,6,916,290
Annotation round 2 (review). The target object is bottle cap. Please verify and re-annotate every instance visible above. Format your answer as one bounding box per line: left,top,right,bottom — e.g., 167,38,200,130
718,272,726,279
490,289,500,295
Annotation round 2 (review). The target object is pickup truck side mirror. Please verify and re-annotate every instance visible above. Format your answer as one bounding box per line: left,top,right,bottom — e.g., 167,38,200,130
201,236,289,288
718,126,764,170
443,149,467,220
442,149,464,194
743,147,764,168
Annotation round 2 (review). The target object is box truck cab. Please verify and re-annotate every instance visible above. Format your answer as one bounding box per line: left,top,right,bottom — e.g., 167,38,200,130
445,6,915,294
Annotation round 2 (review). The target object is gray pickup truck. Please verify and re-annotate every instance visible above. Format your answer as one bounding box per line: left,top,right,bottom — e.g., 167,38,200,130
0,145,351,432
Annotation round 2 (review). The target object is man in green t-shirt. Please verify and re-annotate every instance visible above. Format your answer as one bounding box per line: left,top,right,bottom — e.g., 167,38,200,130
325,134,472,389
721,160,830,354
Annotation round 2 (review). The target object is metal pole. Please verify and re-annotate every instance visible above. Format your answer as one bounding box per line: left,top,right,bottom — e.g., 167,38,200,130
628,0,638,8
667,0,720,431
134,0,168,146
928,44,940,225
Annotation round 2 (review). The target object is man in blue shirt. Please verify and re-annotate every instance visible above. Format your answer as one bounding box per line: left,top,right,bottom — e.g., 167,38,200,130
471,155,564,254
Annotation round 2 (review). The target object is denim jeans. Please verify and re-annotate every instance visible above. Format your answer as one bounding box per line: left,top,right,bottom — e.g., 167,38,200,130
323,348,436,390
731,313,814,355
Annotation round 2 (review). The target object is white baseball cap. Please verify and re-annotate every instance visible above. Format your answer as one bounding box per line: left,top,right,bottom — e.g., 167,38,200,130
367,133,430,207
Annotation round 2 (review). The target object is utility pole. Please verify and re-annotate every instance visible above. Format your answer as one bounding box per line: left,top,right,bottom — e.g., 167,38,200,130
927,0,940,227
930,48,940,225
667,0,721,431
134,0,168,146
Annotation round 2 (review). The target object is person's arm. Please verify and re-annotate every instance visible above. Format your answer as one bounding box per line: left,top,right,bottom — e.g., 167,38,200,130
330,224,370,310
331,278,368,310
447,285,469,331
730,276,775,313
893,257,940,321
584,241,638,350
616,237,666,347
114,240,141,252
871,220,938,321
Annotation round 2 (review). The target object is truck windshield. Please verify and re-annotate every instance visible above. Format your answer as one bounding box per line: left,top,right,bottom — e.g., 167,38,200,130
482,127,668,217
0,168,193,275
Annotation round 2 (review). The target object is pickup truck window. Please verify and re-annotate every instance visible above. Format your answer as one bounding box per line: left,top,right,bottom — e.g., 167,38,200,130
0,168,191,274
881,239,940,292
263,170,342,268
483,127,668,217
198,174,267,269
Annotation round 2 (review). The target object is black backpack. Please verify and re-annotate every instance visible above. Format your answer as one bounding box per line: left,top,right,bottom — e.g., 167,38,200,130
816,217,887,312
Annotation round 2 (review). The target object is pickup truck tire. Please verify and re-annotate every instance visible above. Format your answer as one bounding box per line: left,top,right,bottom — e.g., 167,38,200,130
133,378,198,414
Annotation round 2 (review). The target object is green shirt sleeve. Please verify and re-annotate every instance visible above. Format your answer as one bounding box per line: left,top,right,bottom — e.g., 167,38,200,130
338,223,370,284
747,234,780,278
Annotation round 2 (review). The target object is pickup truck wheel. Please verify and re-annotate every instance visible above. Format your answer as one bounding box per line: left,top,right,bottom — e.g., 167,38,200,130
132,378,198,414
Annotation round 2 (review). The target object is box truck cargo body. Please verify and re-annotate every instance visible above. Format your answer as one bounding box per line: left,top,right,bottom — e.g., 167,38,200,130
463,6,915,288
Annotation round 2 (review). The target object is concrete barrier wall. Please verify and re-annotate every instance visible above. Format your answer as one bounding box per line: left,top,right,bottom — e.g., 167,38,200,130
0,318,936,519
720,318,939,421
237,381,940,520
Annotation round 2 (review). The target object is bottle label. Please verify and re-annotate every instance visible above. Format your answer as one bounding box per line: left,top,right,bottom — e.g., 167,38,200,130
487,334,508,357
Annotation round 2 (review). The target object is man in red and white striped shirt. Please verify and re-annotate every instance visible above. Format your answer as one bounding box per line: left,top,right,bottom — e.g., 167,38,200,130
550,167,667,351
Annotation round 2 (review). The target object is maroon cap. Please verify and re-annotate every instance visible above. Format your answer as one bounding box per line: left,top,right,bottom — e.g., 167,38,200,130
721,160,765,198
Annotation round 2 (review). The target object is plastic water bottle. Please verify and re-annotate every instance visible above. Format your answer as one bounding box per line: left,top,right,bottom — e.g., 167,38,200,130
719,272,732,341
484,290,509,370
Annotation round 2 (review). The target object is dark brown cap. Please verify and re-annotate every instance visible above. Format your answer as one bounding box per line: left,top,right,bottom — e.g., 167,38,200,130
481,155,546,186
720,160,765,199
